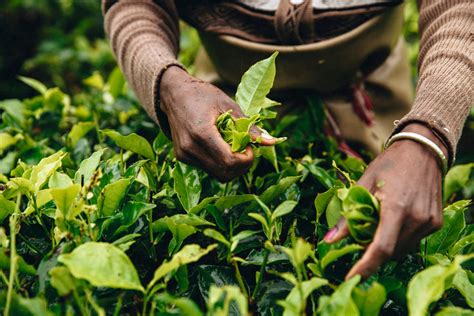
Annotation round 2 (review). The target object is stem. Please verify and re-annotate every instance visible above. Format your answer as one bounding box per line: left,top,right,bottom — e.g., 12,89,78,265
72,288,89,316
232,260,248,298
120,149,125,175
4,193,21,316
0,270,8,285
148,207,157,261
251,249,269,300
113,293,124,316
85,289,105,316
223,182,230,196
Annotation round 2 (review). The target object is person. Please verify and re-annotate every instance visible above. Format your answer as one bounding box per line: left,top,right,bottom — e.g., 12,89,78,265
102,0,473,280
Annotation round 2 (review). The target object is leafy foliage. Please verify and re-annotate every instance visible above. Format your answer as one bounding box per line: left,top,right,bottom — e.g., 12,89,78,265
0,8,473,314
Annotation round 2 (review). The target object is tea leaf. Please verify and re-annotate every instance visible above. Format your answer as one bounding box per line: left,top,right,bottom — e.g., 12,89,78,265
317,275,360,316
67,122,95,148
443,163,473,202
426,200,469,254
148,244,216,289
407,255,474,316
278,277,328,316
320,244,363,270
58,242,144,292
172,162,201,212
97,177,132,216
236,52,278,117
103,130,155,160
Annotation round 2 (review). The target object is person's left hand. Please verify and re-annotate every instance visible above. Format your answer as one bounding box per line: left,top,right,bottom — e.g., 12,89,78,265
323,123,447,280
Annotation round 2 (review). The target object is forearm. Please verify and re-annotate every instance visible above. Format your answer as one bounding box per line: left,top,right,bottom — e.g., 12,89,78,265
102,0,184,127
392,0,474,165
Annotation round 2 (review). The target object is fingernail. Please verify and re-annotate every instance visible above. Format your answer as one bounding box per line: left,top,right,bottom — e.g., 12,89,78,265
261,129,275,140
324,227,338,242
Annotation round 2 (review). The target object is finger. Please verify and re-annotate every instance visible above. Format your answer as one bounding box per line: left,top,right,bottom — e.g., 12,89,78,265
194,146,253,182
324,217,349,244
194,127,254,180
248,125,277,146
345,209,403,280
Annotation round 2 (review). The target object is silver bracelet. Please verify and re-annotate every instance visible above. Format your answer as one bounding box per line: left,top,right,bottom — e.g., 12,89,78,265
384,132,448,176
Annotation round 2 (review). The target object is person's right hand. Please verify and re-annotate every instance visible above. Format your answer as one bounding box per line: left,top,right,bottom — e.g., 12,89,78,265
159,66,276,182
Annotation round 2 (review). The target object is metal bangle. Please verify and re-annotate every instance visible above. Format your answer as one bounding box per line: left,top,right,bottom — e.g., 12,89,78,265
384,132,448,176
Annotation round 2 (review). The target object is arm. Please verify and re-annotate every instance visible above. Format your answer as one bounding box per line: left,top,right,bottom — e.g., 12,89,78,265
103,0,275,181
103,0,183,129
325,0,473,279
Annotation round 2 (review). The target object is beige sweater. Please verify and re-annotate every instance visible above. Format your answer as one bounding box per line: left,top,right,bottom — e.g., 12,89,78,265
102,0,473,164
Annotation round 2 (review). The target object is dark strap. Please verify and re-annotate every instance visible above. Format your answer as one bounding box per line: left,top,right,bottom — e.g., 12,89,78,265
274,0,315,44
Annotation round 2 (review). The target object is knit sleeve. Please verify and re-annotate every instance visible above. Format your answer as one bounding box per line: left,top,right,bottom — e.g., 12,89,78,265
102,0,185,128
391,0,474,165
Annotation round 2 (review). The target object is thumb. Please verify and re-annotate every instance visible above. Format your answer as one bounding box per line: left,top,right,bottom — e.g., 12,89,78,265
249,126,278,146
324,217,349,243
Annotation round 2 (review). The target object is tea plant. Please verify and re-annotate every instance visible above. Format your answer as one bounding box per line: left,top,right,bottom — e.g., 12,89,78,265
0,54,472,316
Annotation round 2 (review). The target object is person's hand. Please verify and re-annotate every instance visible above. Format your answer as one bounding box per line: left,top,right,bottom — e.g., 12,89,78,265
324,123,447,280
159,66,276,182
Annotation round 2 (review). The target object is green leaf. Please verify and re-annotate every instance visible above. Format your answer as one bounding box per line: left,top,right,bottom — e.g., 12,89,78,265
426,200,469,254
172,162,202,212
0,248,36,275
0,99,25,126
341,186,379,244
320,244,363,270
48,172,73,189
18,76,47,94
443,163,473,202
448,233,474,257
83,71,104,90
152,214,214,233
0,133,19,151
0,293,53,316
317,275,361,316
49,266,76,296
435,306,474,316
215,194,255,210
280,238,312,269
189,196,218,215
278,277,328,316
315,186,338,223
326,194,343,228
148,244,216,289
272,200,297,221
207,285,248,316
230,230,258,252
167,221,198,255
204,229,231,248
236,52,278,116
407,255,474,316
58,242,144,292
248,213,270,236
74,148,105,185
103,130,155,160
50,184,81,220
452,269,474,308
67,122,95,148
259,176,301,204
154,294,204,316
106,67,126,99
0,194,16,223
97,177,132,216
29,151,66,192
352,282,386,316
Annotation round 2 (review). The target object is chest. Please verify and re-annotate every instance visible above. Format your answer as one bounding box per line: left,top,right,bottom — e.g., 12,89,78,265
236,0,401,11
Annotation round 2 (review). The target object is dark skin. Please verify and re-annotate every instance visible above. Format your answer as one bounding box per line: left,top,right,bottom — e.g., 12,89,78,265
160,65,447,279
